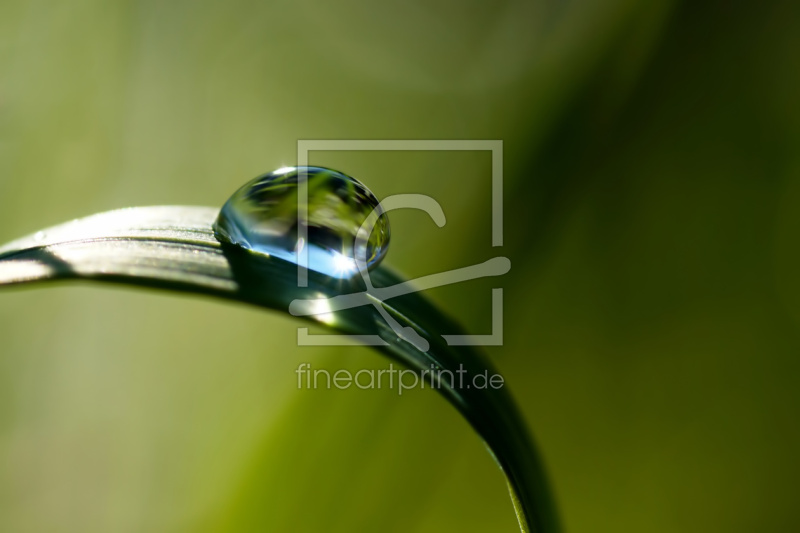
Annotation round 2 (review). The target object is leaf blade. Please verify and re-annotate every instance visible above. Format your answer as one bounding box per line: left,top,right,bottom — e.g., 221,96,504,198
0,206,559,533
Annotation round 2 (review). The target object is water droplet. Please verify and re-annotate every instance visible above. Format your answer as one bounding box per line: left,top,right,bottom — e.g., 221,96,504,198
214,166,390,279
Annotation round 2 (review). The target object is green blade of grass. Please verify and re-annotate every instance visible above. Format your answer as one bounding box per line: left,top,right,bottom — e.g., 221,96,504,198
0,205,559,533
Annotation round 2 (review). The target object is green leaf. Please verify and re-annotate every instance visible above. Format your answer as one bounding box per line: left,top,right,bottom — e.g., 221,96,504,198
0,206,559,533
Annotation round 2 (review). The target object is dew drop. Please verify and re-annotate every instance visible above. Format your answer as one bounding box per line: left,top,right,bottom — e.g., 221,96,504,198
213,166,390,279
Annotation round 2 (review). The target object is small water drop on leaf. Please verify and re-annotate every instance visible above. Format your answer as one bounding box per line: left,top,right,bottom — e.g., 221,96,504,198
213,166,390,279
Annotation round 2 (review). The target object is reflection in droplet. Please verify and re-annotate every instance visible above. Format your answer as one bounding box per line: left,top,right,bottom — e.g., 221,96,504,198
213,166,390,279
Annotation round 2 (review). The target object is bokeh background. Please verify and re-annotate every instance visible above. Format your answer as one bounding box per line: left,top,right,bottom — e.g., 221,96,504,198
1,1,798,531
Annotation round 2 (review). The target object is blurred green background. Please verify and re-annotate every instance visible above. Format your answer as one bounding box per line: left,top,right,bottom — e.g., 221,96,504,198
1,0,798,531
